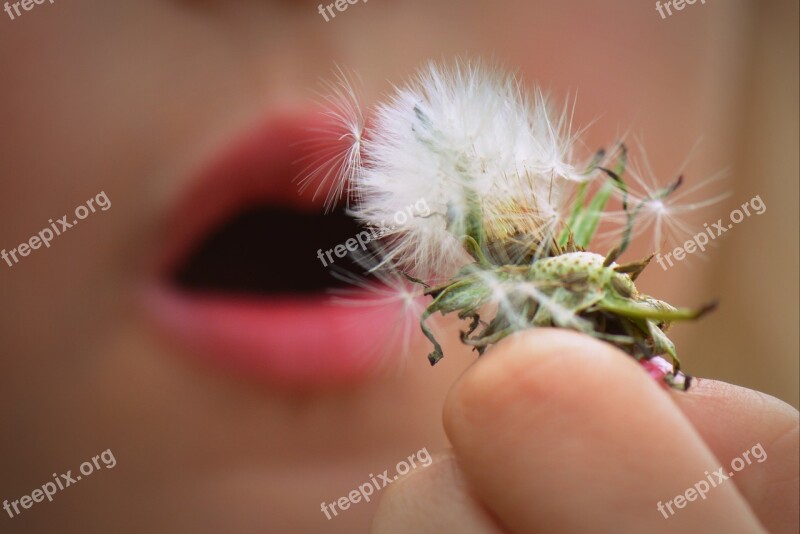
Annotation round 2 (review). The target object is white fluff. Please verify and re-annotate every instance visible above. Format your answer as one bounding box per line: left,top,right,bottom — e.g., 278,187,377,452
298,65,365,212
308,60,596,281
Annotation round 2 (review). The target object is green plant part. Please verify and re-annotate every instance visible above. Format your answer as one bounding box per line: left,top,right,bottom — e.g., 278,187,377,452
417,145,715,391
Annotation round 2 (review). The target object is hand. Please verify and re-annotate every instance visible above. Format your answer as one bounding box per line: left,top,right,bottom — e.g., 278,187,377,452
371,329,799,533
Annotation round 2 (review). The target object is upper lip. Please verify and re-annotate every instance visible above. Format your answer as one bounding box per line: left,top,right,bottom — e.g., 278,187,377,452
155,112,321,277
141,110,406,389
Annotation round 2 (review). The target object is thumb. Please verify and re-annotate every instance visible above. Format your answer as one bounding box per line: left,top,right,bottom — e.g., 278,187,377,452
443,328,765,533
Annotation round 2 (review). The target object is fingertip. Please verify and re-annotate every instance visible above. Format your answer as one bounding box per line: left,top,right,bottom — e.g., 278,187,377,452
443,327,655,444
672,378,799,533
680,378,799,422
442,327,765,533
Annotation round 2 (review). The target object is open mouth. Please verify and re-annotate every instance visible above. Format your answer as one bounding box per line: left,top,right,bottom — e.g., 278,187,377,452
143,112,404,388
171,206,364,296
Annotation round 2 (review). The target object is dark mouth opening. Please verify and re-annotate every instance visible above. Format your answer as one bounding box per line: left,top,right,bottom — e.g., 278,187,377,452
170,206,368,296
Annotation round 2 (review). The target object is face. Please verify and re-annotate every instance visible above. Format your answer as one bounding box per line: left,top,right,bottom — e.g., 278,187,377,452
0,1,740,531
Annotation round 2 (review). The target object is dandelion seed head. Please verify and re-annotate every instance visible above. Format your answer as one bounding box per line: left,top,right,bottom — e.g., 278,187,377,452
347,60,591,279
296,60,718,387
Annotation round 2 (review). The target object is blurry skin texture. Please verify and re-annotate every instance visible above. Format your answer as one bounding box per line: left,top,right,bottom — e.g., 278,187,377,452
0,0,796,532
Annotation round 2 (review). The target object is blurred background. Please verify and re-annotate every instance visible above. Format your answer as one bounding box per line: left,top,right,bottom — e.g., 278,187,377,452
679,0,799,409
0,0,796,532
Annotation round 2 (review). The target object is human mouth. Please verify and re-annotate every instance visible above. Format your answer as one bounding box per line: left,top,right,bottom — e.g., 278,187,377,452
142,111,406,388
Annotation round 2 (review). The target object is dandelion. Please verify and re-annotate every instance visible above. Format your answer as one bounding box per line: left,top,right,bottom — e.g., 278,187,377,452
296,65,366,212
597,141,730,252
303,59,717,390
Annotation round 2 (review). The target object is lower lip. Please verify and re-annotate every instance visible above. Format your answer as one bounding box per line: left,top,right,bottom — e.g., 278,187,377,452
142,111,406,388
144,286,402,387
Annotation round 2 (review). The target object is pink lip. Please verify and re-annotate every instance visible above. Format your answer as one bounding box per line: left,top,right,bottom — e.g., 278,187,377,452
143,111,403,388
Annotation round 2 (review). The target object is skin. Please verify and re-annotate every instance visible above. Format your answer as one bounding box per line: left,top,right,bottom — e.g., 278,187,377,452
0,0,796,532
373,329,799,533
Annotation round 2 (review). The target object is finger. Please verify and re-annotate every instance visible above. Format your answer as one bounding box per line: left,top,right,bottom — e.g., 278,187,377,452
371,450,506,534
444,328,765,533
672,379,799,533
